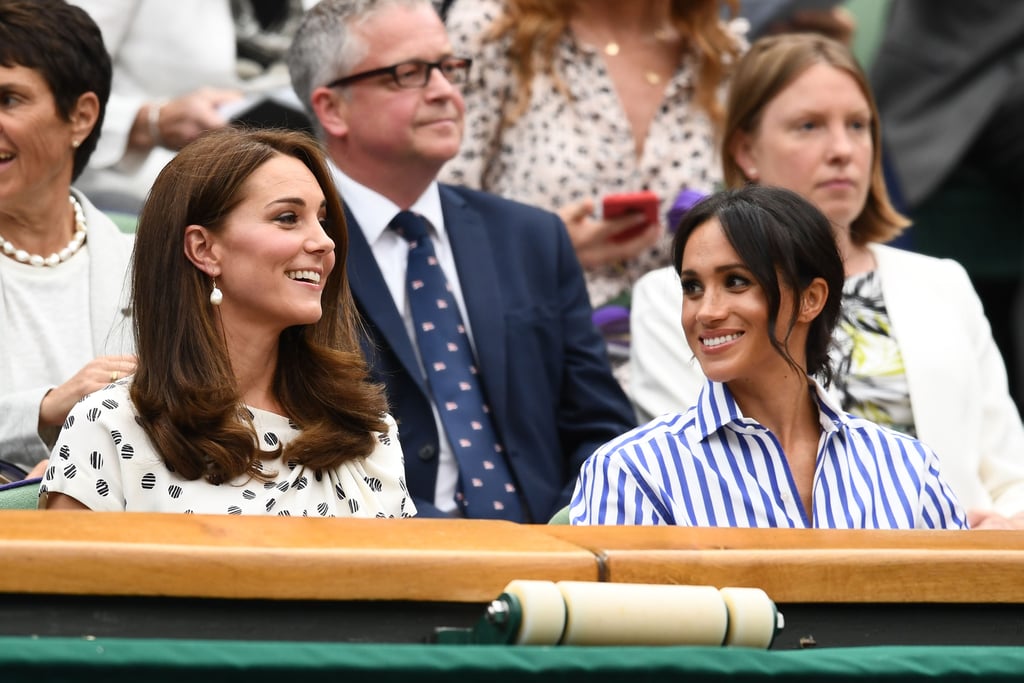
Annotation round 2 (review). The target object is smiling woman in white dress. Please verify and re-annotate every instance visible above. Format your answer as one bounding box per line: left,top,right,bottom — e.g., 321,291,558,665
42,127,414,517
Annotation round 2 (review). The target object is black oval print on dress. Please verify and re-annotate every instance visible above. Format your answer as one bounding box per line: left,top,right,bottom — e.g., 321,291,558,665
141,473,156,489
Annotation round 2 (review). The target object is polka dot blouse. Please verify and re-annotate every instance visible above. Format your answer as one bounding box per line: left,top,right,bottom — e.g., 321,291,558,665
440,0,740,312
41,380,415,517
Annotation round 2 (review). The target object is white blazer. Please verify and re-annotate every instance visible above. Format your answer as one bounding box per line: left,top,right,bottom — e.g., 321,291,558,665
630,243,1024,515
0,191,134,468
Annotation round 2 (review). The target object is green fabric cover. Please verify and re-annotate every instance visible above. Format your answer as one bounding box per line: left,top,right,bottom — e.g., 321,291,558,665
0,481,40,510
2,638,1023,682
547,504,570,524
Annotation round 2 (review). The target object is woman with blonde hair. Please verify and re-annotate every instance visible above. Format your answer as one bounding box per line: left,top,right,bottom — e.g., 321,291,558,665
43,127,413,517
630,33,1024,529
440,0,743,377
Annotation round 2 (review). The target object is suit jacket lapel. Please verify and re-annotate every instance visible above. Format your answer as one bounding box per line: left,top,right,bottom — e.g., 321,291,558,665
344,205,426,395
440,187,509,429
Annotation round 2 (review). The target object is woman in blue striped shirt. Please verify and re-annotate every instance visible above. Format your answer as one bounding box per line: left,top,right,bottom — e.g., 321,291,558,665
571,186,967,528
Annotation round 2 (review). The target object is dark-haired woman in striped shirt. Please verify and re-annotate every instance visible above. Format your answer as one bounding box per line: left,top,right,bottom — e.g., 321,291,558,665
571,186,967,528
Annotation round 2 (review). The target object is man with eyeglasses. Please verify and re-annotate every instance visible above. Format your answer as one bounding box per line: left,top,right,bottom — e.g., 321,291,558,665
287,0,635,522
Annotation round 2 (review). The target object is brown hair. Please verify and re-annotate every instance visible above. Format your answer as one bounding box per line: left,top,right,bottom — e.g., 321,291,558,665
0,0,111,180
488,0,741,128
130,127,389,484
721,33,908,245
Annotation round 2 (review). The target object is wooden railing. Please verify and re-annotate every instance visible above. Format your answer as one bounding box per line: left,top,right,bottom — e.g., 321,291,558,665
2,512,1022,605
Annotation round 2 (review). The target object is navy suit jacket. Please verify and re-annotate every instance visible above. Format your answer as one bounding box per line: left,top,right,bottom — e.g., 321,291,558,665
345,184,636,522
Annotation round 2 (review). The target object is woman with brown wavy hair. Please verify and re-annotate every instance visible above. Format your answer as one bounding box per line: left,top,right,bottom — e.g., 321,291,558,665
42,127,414,517
440,0,742,380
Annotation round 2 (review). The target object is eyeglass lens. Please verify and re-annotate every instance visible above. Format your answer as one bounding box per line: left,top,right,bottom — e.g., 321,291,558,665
396,58,470,87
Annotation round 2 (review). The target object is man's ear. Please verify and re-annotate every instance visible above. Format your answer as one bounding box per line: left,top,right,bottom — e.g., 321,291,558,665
183,224,221,276
311,86,350,138
798,277,829,323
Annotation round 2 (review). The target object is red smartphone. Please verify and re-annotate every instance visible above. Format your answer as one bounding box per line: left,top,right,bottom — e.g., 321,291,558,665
600,191,660,243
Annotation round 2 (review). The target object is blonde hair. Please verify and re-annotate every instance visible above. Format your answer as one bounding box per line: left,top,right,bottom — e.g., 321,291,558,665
721,33,908,245
488,0,741,128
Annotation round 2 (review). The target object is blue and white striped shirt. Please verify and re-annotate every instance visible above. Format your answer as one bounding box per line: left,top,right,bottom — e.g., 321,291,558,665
570,380,968,529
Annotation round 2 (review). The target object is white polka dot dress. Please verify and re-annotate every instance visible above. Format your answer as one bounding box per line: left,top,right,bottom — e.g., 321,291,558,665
41,380,415,517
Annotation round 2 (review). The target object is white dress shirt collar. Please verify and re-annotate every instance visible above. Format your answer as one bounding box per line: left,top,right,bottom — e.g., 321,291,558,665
330,163,447,242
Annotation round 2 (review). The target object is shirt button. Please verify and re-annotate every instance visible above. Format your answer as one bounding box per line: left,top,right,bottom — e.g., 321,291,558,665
781,492,791,502
417,444,437,461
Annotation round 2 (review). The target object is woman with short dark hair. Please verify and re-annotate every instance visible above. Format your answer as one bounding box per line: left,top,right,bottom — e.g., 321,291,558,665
0,0,135,480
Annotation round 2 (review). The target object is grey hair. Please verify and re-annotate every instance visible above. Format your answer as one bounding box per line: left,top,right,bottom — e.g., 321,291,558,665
288,0,434,140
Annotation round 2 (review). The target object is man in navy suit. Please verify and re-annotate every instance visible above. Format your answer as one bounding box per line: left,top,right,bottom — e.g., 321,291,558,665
288,0,636,521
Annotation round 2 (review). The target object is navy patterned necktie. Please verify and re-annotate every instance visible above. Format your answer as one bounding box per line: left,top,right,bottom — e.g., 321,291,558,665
391,211,525,521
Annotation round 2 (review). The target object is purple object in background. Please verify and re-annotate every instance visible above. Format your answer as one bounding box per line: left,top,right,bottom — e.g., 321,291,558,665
592,305,630,336
666,188,707,233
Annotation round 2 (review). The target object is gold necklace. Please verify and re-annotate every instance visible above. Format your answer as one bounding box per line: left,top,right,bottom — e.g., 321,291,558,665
601,42,667,85
599,30,677,85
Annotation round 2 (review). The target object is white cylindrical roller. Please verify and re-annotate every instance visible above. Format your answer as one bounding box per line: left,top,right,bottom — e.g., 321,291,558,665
556,581,728,646
502,580,567,645
720,587,778,649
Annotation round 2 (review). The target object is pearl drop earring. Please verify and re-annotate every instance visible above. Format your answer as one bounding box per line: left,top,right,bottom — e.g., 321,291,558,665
210,279,223,306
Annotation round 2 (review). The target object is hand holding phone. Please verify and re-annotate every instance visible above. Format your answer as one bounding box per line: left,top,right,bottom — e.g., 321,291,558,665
600,191,659,243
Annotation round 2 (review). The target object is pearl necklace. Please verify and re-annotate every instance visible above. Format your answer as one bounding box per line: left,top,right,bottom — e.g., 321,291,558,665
0,195,88,267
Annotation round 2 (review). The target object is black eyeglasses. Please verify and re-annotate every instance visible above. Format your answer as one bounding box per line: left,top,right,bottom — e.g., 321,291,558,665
326,56,473,90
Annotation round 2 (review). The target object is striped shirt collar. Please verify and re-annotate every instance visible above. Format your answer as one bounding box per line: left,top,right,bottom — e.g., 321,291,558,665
691,379,846,442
